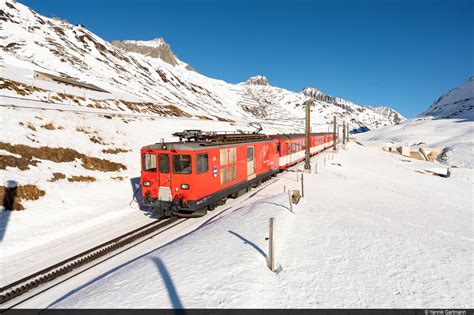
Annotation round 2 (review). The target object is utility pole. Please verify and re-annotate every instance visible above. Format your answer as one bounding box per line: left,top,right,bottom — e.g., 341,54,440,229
346,123,350,142
304,99,312,173
332,116,337,152
342,122,346,146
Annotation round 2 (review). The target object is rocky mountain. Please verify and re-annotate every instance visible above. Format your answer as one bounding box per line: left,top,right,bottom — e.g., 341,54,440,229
111,38,196,71
366,106,406,125
0,0,404,133
420,77,474,120
303,87,406,127
243,75,269,86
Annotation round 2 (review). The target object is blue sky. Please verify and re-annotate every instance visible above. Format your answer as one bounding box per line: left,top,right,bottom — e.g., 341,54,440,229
22,0,473,118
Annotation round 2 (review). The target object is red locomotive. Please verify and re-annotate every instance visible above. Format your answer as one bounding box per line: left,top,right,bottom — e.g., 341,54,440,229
140,130,334,217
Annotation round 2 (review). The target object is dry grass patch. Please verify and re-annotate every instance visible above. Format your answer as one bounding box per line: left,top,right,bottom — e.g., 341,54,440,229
111,176,124,181
68,175,96,182
0,155,39,170
197,115,213,120
41,123,56,130
102,148,129,154
0,78,47,96
49,172,66,182
0,142,126,172
89,136,104,144
0,184,46,210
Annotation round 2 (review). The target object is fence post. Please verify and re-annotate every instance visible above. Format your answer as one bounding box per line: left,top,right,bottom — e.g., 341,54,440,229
288,190,294,213
268,217,275,272
314,162,318,174
301,173,304,197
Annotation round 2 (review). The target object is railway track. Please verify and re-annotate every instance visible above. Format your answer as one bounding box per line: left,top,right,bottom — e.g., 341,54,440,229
0,217,187,306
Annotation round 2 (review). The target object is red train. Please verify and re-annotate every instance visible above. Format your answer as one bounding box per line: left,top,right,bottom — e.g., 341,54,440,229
140,130,334,217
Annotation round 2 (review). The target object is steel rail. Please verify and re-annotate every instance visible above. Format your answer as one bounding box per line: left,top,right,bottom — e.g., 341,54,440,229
0,217,184,304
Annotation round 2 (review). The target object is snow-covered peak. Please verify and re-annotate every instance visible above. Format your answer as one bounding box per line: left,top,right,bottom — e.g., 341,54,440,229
366,106,406,125
420,77,474,120
243,75,269,86
303,87,405,126
119,38,168,48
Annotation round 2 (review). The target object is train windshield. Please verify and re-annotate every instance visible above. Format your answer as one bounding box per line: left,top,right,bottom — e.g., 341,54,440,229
159,154,170,173
172,154,192,174
142,153,157,172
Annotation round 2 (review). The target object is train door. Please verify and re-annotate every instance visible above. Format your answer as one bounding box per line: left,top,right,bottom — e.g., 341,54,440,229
247,146,255,180
158,153,172,202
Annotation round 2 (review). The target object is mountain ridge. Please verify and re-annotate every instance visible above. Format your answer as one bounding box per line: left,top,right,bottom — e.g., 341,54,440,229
1,0,404,133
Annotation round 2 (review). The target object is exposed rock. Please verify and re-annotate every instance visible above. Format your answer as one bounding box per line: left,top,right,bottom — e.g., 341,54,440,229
243,75,269,86
366,106,406,124
111,38,178,66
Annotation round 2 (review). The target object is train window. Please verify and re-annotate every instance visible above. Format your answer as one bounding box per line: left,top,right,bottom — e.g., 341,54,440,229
220,165,237,184
220,167,229,184
220,148,236,166
247,147,254,161
229,147,237,164
220,149,228,166
172,154,192,174
196,153,208,174
159,154,170,173
230,165,237,181
276,144,280,154
142,153,157,172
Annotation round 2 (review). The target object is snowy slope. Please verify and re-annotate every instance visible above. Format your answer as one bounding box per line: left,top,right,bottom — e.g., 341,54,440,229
30,144,471,308
0,0,404,132
420,77,474,120
358,77,474,168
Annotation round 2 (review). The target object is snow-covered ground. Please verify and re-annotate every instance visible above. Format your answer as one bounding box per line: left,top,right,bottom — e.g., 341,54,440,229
14,143,470,308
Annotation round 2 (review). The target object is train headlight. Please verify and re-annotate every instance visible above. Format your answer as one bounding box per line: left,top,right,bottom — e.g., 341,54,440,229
180,184,189,190
143,181,151,187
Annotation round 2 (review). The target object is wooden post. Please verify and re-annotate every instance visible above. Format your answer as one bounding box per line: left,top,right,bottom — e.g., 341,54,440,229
288,190,293,213
314,162,318,174
301,173,304,197
268,217,275,272
324,156,326,165
283,185,286,193
346,123,349,143
342,122,346,146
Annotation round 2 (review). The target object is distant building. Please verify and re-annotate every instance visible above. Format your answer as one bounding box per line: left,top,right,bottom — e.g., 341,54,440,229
33,71,108,93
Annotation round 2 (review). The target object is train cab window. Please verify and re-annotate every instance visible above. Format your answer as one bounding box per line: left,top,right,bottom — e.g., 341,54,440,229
247,147,254,161
159,154,170,173
172,154,192,174
142,153,157,172
196,153,209,174
276,144,280,154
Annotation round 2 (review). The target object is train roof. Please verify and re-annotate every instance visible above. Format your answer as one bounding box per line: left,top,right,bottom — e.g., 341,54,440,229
142,138,274,151
268,132,331,140
141,132,333,151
